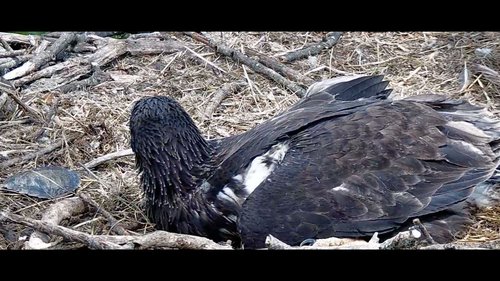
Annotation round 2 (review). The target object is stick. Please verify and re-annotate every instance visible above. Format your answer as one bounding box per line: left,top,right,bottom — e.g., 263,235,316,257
0,79,43,121
83,148,134,169
25,197,86,249
0,135,78,169
202,82,246,121
0,50,25,58
3,32,78,80
244,47,314,85
412,218,436,244
77,192,129,235
184,45,226,74
0,210,232,249
282,32,342,63
184,32,306,98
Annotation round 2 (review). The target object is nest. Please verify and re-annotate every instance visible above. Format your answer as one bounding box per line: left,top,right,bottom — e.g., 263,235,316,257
1,31,500,249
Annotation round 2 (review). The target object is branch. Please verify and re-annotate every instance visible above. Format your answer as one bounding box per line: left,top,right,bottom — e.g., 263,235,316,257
83,148,134,169
25,197,86,249
0,78,43,121
77,192,129,235
282,32,342,63
0,49,26,58
202,82,246,121
0,135,78,169
3,32,78,80
1,210,232,249
184,32,306,98
244,47,314,85
0,32,43,46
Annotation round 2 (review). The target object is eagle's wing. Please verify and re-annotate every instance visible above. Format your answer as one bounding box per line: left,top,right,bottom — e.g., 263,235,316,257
239,99,500,248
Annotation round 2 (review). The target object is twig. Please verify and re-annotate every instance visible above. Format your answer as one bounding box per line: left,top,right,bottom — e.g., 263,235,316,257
244,47,314,85
184,32,306,98
0,78,43,121
77,192,129,235
0,49,25,58
0,135,78,169
1,210,232,249
83,148,134,169
34,96,59,141
203,82,246,121
25,197,86,249
282,32,343,63
265,234,292,249
3,32,78,80
412,218,436,244
184,45,226,74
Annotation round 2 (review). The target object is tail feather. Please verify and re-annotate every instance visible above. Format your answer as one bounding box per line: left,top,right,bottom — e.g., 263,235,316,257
305,75,392,101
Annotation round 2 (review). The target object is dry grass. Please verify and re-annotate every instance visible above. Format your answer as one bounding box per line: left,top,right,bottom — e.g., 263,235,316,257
1,32,500,249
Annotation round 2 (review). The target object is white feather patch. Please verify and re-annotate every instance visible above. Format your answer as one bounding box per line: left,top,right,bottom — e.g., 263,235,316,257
231,142,290,199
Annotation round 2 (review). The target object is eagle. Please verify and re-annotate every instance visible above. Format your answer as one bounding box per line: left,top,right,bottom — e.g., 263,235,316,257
129,75,500,249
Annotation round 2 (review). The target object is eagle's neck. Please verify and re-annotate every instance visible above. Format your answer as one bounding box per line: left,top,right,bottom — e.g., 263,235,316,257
130,96,240,244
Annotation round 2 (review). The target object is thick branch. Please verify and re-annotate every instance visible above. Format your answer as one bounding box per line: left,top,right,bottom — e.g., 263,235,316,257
244,47,314,85
1,210,232,249
0,55,32,70
184,32,306,97
282,32,342,63
203,82,246,121
3,32,78,80
25,197,86,249
0,49,26,58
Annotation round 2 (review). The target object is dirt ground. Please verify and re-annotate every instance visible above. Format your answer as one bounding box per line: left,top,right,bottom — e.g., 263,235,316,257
1,32,500,249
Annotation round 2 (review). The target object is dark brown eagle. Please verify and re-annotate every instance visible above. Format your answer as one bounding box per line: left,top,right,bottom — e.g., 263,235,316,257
130,75,500,249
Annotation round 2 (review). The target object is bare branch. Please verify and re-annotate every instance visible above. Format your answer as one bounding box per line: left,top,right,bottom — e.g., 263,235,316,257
282,32,342,63
25,197,86,249
1,210,232,249
3,32,78,80
83,148,134,169
184,32,306,98
0,135,78,169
